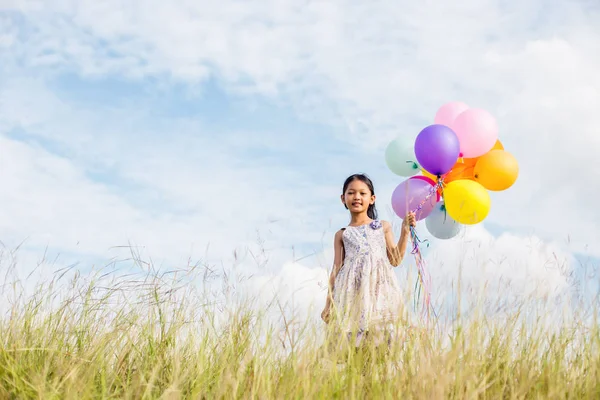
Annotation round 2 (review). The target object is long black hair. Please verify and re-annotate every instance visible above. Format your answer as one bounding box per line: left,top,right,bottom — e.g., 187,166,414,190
342,173,378,220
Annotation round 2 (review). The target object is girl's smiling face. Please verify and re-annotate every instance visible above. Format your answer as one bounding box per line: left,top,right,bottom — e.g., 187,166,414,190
342,179,375,215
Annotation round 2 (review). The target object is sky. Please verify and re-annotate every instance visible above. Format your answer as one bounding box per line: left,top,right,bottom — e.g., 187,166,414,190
0,0,599,327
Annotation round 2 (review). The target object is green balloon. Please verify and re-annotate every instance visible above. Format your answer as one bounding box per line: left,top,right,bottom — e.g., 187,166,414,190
385,136,420,177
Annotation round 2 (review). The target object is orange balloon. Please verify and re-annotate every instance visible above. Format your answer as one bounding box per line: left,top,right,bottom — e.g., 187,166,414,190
423,140,506,185
422,158,475,178
492,139,504,151
445,162,475,183
462,159,477,167
459,156,479,167
473,149,519,191
431,157,477,185
423,158,475,184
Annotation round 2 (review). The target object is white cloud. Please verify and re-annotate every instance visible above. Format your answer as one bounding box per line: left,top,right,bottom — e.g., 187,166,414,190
424,225,573,305
230,225,576,326
2,0,598,253
0,76,344,273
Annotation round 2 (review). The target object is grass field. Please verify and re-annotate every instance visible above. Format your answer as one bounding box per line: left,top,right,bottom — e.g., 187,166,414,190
0,255,599,399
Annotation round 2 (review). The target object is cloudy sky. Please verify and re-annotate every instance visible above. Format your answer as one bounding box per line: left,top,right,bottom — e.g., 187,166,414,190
0,0,599,322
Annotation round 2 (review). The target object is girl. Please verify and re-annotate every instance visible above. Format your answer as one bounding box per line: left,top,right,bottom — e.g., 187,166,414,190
321,173,416,348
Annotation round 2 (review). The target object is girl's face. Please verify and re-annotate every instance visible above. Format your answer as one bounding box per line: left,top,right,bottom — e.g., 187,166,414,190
341,179,375,215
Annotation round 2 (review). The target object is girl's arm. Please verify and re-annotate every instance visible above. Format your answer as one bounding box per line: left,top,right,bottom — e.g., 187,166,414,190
383,213,415,267
325,229,345,305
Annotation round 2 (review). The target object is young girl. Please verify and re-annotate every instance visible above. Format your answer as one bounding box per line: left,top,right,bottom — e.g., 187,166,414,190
321,173,416,348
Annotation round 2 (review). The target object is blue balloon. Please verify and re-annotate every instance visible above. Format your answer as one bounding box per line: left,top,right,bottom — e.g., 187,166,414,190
425,202,463,239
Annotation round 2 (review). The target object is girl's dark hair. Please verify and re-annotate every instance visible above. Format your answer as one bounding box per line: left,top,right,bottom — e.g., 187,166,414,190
342,173,378,220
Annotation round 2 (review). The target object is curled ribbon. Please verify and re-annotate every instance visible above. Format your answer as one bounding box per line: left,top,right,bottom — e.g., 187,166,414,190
407,177,444,320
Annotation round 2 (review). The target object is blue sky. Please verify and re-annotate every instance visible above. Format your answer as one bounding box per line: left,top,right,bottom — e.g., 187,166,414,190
1,0,599,324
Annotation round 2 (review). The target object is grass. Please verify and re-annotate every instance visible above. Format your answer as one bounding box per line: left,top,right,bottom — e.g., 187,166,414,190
0,250,599,399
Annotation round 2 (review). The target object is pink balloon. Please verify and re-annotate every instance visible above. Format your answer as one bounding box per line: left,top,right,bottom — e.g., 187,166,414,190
451,108,499,158
434,102,469,127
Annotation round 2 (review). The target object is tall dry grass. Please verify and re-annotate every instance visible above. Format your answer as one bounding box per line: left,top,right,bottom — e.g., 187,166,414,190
0,247,598,399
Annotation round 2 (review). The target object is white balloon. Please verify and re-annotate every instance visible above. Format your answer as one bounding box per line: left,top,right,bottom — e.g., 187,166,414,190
425,201,463,239
384,136,420,177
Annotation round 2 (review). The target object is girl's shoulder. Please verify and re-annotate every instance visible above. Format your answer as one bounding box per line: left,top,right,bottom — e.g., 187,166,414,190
379,219,393,232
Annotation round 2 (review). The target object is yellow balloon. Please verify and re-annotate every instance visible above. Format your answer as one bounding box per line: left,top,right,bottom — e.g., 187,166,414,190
443,179,491,225
421,169,437,181
474,149,519,191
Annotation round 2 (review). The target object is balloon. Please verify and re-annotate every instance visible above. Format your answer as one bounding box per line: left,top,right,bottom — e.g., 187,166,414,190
473,149,519,191
443,179,491,225
422,158,475,185
434,102,469,127
425,202,463,239
451,108,499,158
421,139,502,183
414,124,460,176
418,171,444,198
411,175,441,201
391,176,438,221
458,157,479,168
491,139,504,151
441,140,502,182
443,159,476,183
385,136,420,176
421,169,437,182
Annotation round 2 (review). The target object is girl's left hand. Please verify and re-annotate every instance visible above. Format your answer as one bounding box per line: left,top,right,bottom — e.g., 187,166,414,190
403,212,416,230
321,305,331,324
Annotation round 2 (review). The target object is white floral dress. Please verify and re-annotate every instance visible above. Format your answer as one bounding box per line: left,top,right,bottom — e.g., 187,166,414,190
331,220,403,346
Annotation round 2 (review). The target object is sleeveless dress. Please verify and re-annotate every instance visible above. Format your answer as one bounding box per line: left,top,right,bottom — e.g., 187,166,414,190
331,220,403,347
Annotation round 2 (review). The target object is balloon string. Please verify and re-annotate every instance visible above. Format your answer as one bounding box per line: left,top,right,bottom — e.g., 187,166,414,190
412,178,443,214
409,225,437,320
407,177,443,321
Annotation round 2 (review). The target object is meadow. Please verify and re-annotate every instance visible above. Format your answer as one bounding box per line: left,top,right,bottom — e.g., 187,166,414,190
0,248,598,399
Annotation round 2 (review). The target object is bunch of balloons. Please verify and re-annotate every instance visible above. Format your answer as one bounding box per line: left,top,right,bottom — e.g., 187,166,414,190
385,101,519,240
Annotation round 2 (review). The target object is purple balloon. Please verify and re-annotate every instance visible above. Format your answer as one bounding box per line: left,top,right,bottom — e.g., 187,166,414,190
414,124,460,176
391,177,438,221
